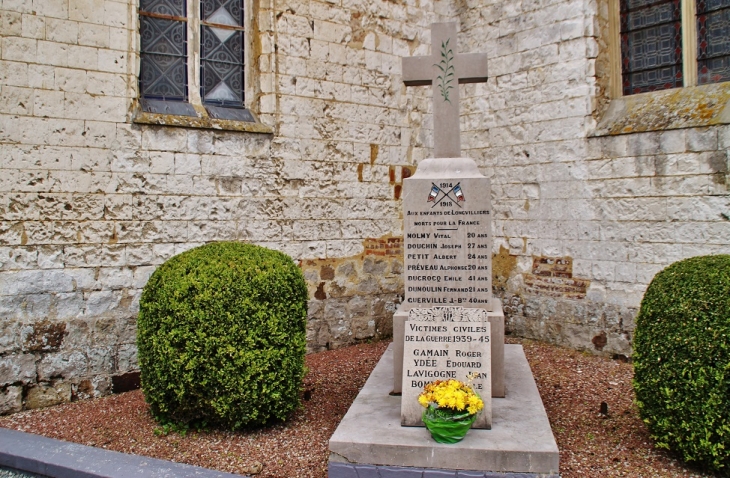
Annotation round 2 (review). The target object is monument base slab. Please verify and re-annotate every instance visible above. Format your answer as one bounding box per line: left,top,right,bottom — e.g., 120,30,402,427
328,344,559,477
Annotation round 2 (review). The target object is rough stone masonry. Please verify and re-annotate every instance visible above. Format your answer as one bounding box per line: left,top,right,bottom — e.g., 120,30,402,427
1,0,729,413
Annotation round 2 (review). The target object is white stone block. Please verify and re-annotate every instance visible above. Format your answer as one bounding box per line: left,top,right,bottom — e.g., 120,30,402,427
97,48,125,73
2,11,23,36
97,267,134,290
686,127,718,152
52,292,85,319
85,290,121,316
54,67,87,93
78,22,110,47
108,26,129,51
0,247,36,271
33,0,69,19
0,354,36,386
38,351,87,380
0,269,75,295
2,36,37,62
141,127,187,152
614,262,637,283
45,18,79,44
69,0,106,23
0,85,33,115
103,1,127,28
174,153,201,175
21,13,46,39
87,347,113,375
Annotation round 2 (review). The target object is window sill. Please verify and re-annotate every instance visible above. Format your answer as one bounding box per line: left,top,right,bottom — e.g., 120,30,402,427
133,105,273,134
592,82,730,136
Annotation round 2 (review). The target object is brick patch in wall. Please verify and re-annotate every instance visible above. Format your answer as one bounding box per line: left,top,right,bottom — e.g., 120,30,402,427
363,236,403,256
523,256,590,299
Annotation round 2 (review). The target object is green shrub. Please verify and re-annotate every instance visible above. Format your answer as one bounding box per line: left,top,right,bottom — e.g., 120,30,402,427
137,242,308,430
633,255,730,475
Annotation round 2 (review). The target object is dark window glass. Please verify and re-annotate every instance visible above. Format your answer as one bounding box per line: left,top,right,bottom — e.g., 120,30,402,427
139,0,188,101
200,0,245,108
620,0,683,95
698,0,730,84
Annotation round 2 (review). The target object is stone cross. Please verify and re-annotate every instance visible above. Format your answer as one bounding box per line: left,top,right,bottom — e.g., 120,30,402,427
402,22,489,158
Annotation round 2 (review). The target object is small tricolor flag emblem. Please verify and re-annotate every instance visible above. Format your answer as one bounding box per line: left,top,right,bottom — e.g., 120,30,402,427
454,184,465,202
427,185,439,202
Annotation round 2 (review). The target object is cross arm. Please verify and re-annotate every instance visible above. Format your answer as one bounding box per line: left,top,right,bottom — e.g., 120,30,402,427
402,56,432,86
455,53,488,84
402,53,488,87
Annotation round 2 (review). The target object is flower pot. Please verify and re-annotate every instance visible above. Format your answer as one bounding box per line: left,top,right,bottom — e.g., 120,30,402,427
422,405,478,444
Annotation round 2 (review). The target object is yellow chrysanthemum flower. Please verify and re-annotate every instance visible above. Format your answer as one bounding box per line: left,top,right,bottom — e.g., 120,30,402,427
417,378,484,416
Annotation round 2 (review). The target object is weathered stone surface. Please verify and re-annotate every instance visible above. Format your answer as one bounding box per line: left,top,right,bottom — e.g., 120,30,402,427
37,351,87,381
20,321,66,353
0,386,23,415
24,382,72,409
0,354,36,386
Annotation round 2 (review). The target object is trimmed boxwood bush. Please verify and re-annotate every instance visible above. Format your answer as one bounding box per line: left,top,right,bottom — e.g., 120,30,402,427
137,242,308,430
633,255,730,475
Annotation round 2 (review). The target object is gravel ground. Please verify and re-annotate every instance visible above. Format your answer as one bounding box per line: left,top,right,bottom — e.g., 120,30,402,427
0,339,718,477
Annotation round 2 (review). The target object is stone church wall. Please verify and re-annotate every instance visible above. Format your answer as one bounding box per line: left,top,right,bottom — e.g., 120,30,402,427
454,0,729,356
1,0,729,414
0,0,428,413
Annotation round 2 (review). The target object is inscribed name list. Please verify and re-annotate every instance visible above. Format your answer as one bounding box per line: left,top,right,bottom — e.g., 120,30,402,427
404,177,493,311
401,307,492,429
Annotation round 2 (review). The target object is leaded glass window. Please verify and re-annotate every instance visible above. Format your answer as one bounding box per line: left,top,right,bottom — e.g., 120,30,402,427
697,0,730,84
139,0,188,101
201,0,245,108
621,0,684,95
137,0,252,120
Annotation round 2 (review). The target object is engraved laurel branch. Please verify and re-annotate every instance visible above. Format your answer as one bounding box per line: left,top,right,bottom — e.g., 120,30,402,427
434,39,455,104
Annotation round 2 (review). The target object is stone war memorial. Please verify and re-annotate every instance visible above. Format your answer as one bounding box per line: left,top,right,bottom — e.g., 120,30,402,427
329,23,559,477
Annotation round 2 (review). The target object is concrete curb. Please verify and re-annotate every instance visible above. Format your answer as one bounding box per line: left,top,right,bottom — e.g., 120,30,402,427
0,428,246,478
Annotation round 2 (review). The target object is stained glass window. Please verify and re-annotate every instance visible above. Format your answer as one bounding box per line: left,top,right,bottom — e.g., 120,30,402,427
697,0,730,84
200,0,245,108
139,0,188,101
138,0,251,120
620,0,683,95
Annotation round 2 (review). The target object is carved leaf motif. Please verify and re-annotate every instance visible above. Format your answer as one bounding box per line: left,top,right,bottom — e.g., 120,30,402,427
434,39,455,104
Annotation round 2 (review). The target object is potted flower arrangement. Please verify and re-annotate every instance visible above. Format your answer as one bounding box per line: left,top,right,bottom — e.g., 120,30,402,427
418,378,484,444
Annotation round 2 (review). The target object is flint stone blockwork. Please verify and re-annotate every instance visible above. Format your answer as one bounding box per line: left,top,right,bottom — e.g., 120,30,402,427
1,0,730,413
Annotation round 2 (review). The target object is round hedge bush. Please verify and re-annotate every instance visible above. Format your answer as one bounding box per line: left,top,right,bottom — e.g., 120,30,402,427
633,255,730,475
137,242,308,430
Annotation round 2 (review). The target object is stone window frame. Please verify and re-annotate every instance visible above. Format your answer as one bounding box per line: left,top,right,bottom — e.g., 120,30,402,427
133,0,272,134
595,0,730,135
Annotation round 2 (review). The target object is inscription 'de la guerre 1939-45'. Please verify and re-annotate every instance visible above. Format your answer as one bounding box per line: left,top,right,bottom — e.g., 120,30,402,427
404,176,493,311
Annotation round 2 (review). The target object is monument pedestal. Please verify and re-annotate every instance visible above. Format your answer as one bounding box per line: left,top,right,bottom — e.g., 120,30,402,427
328,344,560,477
393,299,505,398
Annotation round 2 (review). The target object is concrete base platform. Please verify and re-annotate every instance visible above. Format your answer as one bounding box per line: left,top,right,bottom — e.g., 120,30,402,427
328,344,559,477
